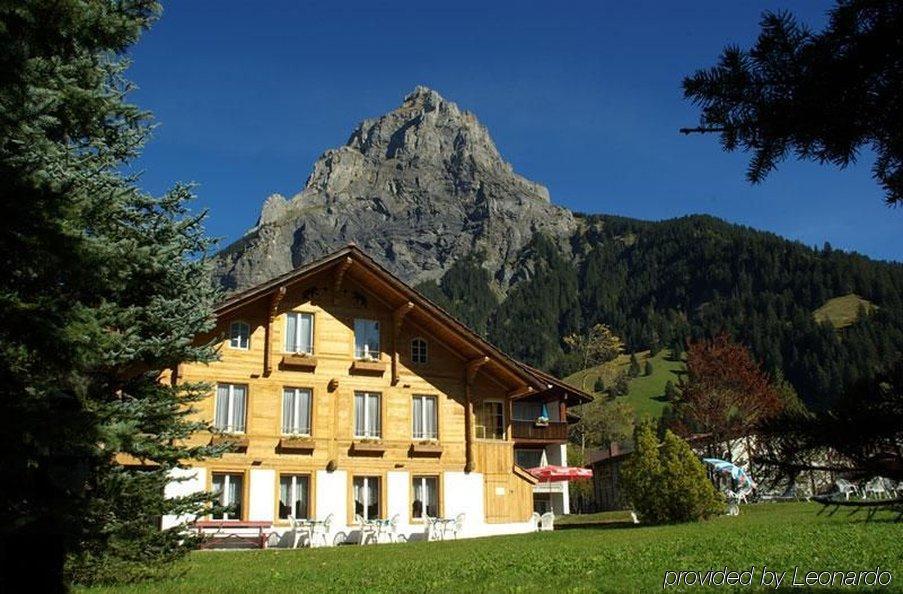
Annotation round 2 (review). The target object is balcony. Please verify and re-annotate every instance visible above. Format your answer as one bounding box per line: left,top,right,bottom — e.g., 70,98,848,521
511,420,568,442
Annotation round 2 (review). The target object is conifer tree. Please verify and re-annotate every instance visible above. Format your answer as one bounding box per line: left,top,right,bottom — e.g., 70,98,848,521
628,352,641,377
0,2,222,589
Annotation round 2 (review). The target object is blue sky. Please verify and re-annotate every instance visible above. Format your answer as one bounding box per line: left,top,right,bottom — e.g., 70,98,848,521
127,1,900,261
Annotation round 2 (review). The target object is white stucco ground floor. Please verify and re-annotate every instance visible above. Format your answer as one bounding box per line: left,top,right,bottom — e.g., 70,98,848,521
162,466,568,547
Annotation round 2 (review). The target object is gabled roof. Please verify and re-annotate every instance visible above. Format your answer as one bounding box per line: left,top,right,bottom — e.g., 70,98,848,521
216,244,593,404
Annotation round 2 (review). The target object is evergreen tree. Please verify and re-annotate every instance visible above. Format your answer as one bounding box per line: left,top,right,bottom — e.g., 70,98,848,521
612,373,630,397
0,2,222,589
622,424,723,524
620,424,664,523
682,1,903,205
644,359,654,376
663,380,678,402
628,352,641,377
659,431,724,522
593,376,606,393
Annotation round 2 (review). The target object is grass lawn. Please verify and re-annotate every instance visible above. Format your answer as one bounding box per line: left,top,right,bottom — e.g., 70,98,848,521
565,351,685,420
813,293,877,329
79,503,901,593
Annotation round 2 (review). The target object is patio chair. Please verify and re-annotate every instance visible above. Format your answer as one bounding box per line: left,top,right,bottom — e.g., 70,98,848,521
864,477,888,499
288,515,311,549
381,514,400,543
725,488,750,505
835,479,860,500
355,514,377,545
444,513,465,540
424,516,438,541
309,513,334,548
530,512,541,532
539,511,555,532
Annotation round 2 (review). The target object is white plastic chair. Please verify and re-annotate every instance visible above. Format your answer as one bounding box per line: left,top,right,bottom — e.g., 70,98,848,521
835,478,860,500
530,512,541,532
381,514,400,543
444,513,465,540
310,513,334,547
288,515,311,549
355,514,377,545
864,477,888,499
539,511,555,532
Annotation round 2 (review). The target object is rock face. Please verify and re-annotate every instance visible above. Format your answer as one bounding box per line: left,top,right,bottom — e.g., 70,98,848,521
213,86,578,292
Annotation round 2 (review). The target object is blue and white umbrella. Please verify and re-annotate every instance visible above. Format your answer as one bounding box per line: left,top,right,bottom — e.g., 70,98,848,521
703,458,756,489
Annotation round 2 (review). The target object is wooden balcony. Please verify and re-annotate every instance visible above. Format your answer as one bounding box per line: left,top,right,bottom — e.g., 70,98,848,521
511,420,568,443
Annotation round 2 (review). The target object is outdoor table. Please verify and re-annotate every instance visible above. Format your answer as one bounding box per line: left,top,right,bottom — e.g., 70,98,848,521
365,518,392,543
427,517,456,541
294,517,330,547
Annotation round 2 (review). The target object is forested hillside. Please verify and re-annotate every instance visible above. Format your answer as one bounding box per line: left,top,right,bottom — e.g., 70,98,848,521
418,214,903,410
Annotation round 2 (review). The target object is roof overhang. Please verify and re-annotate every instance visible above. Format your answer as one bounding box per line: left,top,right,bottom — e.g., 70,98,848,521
214,244,594,400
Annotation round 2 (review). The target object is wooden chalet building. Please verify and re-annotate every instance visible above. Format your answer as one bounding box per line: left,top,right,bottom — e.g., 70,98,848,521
163,245,592,542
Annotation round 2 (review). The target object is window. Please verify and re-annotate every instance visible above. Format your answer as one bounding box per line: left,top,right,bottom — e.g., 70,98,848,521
211,473,243,520
412,395,438,440
412,476,438,519
278,474,310,520
282,387,312,435
353,476,380,520
354,319,380,359
513,401,557,421
229,321,250,349
411,338,428,364
515,448,545,469
285,312,314,354
475,401,505,440
354,392,381,438
214,384,247,433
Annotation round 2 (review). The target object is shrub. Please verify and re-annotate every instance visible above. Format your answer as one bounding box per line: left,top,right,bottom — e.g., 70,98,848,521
621,424,723,524
644,360,654,376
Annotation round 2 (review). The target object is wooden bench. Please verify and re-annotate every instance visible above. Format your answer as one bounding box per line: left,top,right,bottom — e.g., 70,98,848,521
193,520,273,549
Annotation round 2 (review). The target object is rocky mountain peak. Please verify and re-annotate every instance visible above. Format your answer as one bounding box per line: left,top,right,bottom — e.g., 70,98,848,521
217,87,573,292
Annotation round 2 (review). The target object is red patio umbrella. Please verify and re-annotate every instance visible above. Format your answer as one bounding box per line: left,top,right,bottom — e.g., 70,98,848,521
527,466,593,511
527,465,593,481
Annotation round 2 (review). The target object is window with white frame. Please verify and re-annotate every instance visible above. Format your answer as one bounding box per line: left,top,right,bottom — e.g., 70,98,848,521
475,400,504,440
354,319,380,359
282,387,312,435
410,337,428,364
211,473,243,520
278,474,310,520
284,312,314,354
214,383,247,433
412,476,438,519
354,391,381,438
229,320,250,349
412,394,438,440
353,476,380,521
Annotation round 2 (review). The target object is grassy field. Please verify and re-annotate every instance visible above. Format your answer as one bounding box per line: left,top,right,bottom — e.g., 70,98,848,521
79,503,901,593
565,351,684,420
813,293,876,328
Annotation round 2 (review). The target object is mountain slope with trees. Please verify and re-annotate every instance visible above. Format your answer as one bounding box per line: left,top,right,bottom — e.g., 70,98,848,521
419,214,903,411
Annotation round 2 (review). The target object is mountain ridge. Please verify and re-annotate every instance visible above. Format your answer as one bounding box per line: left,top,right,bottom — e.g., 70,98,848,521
211,87,903,410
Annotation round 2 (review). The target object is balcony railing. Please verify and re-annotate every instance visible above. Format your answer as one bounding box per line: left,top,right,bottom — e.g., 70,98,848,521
511,419,568,442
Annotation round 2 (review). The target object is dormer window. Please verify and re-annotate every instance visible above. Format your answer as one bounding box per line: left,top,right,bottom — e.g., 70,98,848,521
285,312,314,354
354,319,380,360
229,321,250,349
411,338,428,364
